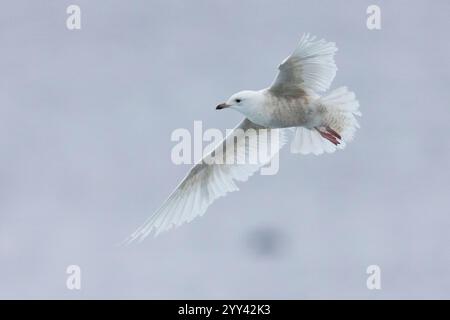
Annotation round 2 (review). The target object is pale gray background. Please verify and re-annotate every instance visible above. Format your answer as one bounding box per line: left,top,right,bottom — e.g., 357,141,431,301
0,0,449,299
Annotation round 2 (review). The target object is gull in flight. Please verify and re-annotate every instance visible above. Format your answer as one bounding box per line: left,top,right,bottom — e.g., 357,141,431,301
125,34,360,243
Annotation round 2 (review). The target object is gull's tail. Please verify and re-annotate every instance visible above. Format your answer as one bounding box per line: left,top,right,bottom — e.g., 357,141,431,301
290,86,361,155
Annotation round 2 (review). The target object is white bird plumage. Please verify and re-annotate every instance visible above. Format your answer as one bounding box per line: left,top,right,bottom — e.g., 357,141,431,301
124,34,360,243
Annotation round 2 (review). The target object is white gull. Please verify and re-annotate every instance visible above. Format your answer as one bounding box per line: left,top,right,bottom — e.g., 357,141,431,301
125,34,360,242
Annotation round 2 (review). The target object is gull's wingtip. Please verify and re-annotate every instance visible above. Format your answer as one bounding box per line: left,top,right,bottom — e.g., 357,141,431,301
117,234,138,247
117,225,166,246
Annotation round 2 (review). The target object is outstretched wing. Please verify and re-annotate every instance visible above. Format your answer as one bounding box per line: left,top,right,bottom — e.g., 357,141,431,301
269,34,337,97
124,118,289,243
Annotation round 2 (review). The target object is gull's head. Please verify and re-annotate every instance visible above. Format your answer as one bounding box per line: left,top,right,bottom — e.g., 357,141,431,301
216,90,263,116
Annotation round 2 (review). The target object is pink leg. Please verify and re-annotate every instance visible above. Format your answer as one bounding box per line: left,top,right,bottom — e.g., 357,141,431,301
316,127,341,146
326,127,342,140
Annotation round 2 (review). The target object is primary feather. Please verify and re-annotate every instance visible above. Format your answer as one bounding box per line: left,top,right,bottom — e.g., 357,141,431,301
125,119,289,243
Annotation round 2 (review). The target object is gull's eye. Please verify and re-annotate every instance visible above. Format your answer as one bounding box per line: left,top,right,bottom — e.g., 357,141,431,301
235,99,241,103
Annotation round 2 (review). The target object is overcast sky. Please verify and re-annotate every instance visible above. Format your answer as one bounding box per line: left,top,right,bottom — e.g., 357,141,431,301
1,0,449,299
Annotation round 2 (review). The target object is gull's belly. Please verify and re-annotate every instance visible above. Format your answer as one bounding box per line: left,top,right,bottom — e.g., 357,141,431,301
253,98,320,129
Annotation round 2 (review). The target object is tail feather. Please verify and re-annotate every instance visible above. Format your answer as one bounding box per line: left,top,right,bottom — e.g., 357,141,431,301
290,86,360,155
